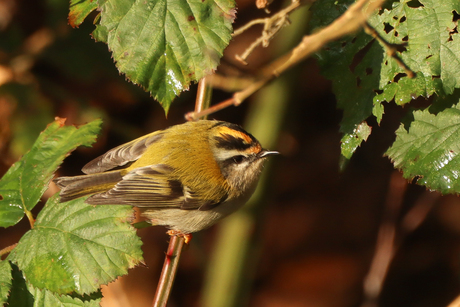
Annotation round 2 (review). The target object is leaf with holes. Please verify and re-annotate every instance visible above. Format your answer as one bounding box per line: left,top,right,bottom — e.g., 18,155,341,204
369,0,460,108
310,0,383,158
310,0,460,160
93,0,235,113
0,118,102,228
8,194,143,295
386,102,460,194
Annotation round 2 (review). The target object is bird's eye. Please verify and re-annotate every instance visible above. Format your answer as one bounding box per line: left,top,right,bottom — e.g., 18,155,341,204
232,155,245,164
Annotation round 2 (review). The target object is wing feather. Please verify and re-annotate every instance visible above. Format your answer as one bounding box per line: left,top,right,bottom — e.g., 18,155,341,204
82,132,163,174
85,164,221,209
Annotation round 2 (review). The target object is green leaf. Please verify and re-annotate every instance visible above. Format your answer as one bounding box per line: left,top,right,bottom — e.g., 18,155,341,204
7,262,101,306
8,194,143,295
340,121,372,159
0,260,12,305
310,0,460,159
7,262,34,306
0,118,102,228
310,0,383,159
93,0,235,112
68,0,99,28
386,102,460,194
369,0,460,105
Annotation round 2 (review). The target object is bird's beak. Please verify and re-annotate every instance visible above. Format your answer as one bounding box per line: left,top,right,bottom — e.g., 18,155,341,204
259,150,279,158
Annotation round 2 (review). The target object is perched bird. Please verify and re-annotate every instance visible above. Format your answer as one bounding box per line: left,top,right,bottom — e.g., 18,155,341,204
54,120,278,241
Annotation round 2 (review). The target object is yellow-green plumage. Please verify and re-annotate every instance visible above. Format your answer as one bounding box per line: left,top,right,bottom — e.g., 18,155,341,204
54,120,277,234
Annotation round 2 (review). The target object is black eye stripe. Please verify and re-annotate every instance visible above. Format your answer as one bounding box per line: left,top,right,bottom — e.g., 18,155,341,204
232,155,245,164
214,135,253,151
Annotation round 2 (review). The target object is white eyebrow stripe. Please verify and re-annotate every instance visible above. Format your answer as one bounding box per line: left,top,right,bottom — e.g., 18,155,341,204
213,149,247,161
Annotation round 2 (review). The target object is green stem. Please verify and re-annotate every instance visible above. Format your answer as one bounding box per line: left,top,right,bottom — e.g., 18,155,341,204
152,236,185,307
194,76,212,119
152,76,211,307
201,3,310,306
24,208,34,228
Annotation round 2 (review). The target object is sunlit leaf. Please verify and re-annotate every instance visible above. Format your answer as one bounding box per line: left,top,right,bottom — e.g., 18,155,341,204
310,0,460,159
93,0,235,112
340,121,372,159
310,0,382,158
370,0,460,106
68,0,98,28
8,194,143,295
386,102,460,194
0,118,102,228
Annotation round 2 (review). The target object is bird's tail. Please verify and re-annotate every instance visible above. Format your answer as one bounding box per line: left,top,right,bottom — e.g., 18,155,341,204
54,170,122,203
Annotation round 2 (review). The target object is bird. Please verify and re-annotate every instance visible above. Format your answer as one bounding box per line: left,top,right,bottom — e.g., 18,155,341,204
54,120,278,242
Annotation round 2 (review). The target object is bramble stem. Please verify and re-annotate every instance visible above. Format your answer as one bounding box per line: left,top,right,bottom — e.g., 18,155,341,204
152,235,185,307
185,0,386,120
152,77,209,306
24,208,35,228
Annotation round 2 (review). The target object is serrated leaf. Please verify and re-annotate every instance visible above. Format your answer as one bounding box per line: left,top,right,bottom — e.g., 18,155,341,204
0,260,12,305
7,262,101,306
8,194,143,295
27,287,101,307
68,0,98,28
311,0,460,160
386,102,460,194
94,0,235,112
369,0,460,104
0,118,102,228
310,0,383,159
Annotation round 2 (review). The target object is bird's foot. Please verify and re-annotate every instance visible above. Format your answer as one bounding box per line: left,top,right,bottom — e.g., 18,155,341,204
166,230,192,244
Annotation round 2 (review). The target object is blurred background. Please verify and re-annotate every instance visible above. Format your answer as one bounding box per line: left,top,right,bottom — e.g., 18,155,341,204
1,0,460,306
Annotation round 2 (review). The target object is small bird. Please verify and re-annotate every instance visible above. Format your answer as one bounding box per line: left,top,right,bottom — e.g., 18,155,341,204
54,120,278,241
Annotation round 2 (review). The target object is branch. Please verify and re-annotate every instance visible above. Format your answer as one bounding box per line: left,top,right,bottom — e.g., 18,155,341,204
152,77,210,306
363,22,415,78
186,0,386,120
361,172,406,307
152,236,185,307
360,172,439,307
233,0,303,64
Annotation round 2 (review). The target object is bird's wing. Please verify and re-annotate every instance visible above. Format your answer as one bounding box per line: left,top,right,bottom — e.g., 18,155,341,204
82,131,164,174
85,164,225,210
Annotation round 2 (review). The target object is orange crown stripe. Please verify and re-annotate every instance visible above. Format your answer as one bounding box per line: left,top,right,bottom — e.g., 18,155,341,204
217,126,253,144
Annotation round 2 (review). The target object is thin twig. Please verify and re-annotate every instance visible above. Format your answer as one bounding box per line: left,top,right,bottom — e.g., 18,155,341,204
152,236,185,307
361,172,406,307
206,74,255,92
363,22,415,78
360,173,439,307
194,76,212,118
153,77,210,305
234,0,302,64
186,0,386,120
447,294,460,307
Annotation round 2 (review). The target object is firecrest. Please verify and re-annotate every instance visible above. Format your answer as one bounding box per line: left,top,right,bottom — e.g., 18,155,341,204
54,120,278,240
